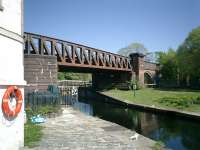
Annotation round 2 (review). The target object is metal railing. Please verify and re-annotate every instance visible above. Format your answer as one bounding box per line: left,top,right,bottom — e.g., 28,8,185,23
25,85,79,109
58,80,91,87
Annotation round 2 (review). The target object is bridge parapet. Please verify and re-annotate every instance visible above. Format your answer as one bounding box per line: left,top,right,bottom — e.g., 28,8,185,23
24,32,132,72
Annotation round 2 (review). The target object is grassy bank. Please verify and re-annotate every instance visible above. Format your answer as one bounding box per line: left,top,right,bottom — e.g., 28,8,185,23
102,88,200,113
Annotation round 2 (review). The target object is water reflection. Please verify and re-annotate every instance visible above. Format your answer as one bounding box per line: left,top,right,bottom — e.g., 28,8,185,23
68,98,200,150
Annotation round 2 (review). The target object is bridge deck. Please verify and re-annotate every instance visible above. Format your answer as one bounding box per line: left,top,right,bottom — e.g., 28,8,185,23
24,32,132,72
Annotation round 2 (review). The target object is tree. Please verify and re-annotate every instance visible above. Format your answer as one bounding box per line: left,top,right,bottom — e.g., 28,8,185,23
144,52,159,63
156,48,178,87
58,72,92,81
117,42,148,57
176,26,200,87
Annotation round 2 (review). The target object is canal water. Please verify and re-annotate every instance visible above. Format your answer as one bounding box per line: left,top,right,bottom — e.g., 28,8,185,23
66,96,200,150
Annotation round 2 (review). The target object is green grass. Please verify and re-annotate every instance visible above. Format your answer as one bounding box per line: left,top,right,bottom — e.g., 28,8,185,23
24,105,61,147
102,88,200,113
24,121,43,148
26,105,61,118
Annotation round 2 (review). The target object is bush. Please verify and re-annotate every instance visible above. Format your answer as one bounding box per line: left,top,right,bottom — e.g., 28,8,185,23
58,72,66,80
192,96,200,104
58,72,92,81
157,96,200,109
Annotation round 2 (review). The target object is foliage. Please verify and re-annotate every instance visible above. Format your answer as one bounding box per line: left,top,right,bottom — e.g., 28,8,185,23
176,26,200,87
26,105,60,118
127,79,142,90
58,72,66,80
24,105,61,147
157,26,200,88
157,96,200,109
144,52,159,63
151,141,165,150
58,72,92,81
117,42,148,57
156,48,178,86
158,96,194,109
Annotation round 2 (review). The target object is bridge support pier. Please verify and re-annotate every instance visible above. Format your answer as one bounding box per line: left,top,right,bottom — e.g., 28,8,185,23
129,53,158,87
24,54,57,93
130,53,145,87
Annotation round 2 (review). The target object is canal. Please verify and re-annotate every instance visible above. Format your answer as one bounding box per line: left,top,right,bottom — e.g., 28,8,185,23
64,93,200,150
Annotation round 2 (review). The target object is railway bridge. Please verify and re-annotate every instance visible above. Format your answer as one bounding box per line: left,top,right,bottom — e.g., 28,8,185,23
24,32,158,91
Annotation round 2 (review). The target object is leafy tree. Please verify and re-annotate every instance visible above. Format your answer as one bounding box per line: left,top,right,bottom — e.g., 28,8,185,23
177,26,200,87
58,72,66,80
156,48,178,87
153,26,200,88
144,52,159,63
118,42,160,63
117,42,148,57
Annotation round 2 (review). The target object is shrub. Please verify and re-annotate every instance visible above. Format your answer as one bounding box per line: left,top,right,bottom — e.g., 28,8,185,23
193,96,200,104
157,96,200,109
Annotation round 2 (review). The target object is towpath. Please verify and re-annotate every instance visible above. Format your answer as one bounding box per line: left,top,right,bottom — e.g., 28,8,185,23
23,106,156,150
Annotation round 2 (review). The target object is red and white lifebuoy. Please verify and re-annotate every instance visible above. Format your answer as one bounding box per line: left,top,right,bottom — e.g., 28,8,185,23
2,86,23,117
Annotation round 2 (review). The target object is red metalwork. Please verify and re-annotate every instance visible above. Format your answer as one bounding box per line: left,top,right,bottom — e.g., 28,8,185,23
24,32,132,72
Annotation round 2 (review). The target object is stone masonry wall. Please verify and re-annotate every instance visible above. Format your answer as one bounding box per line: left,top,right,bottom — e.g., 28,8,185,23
129,53,159,86
144,61,158,71
24,54,57,92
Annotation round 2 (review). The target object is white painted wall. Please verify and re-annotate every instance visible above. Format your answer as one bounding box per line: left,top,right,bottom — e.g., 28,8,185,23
0,87,24,150
0,0,22,34
0,36,24,84
0,0,26,149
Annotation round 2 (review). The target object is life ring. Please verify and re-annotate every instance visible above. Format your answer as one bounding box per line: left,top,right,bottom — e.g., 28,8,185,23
2,86,23,117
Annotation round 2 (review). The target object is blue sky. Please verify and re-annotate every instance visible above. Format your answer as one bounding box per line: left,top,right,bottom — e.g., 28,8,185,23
25,0,200,53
